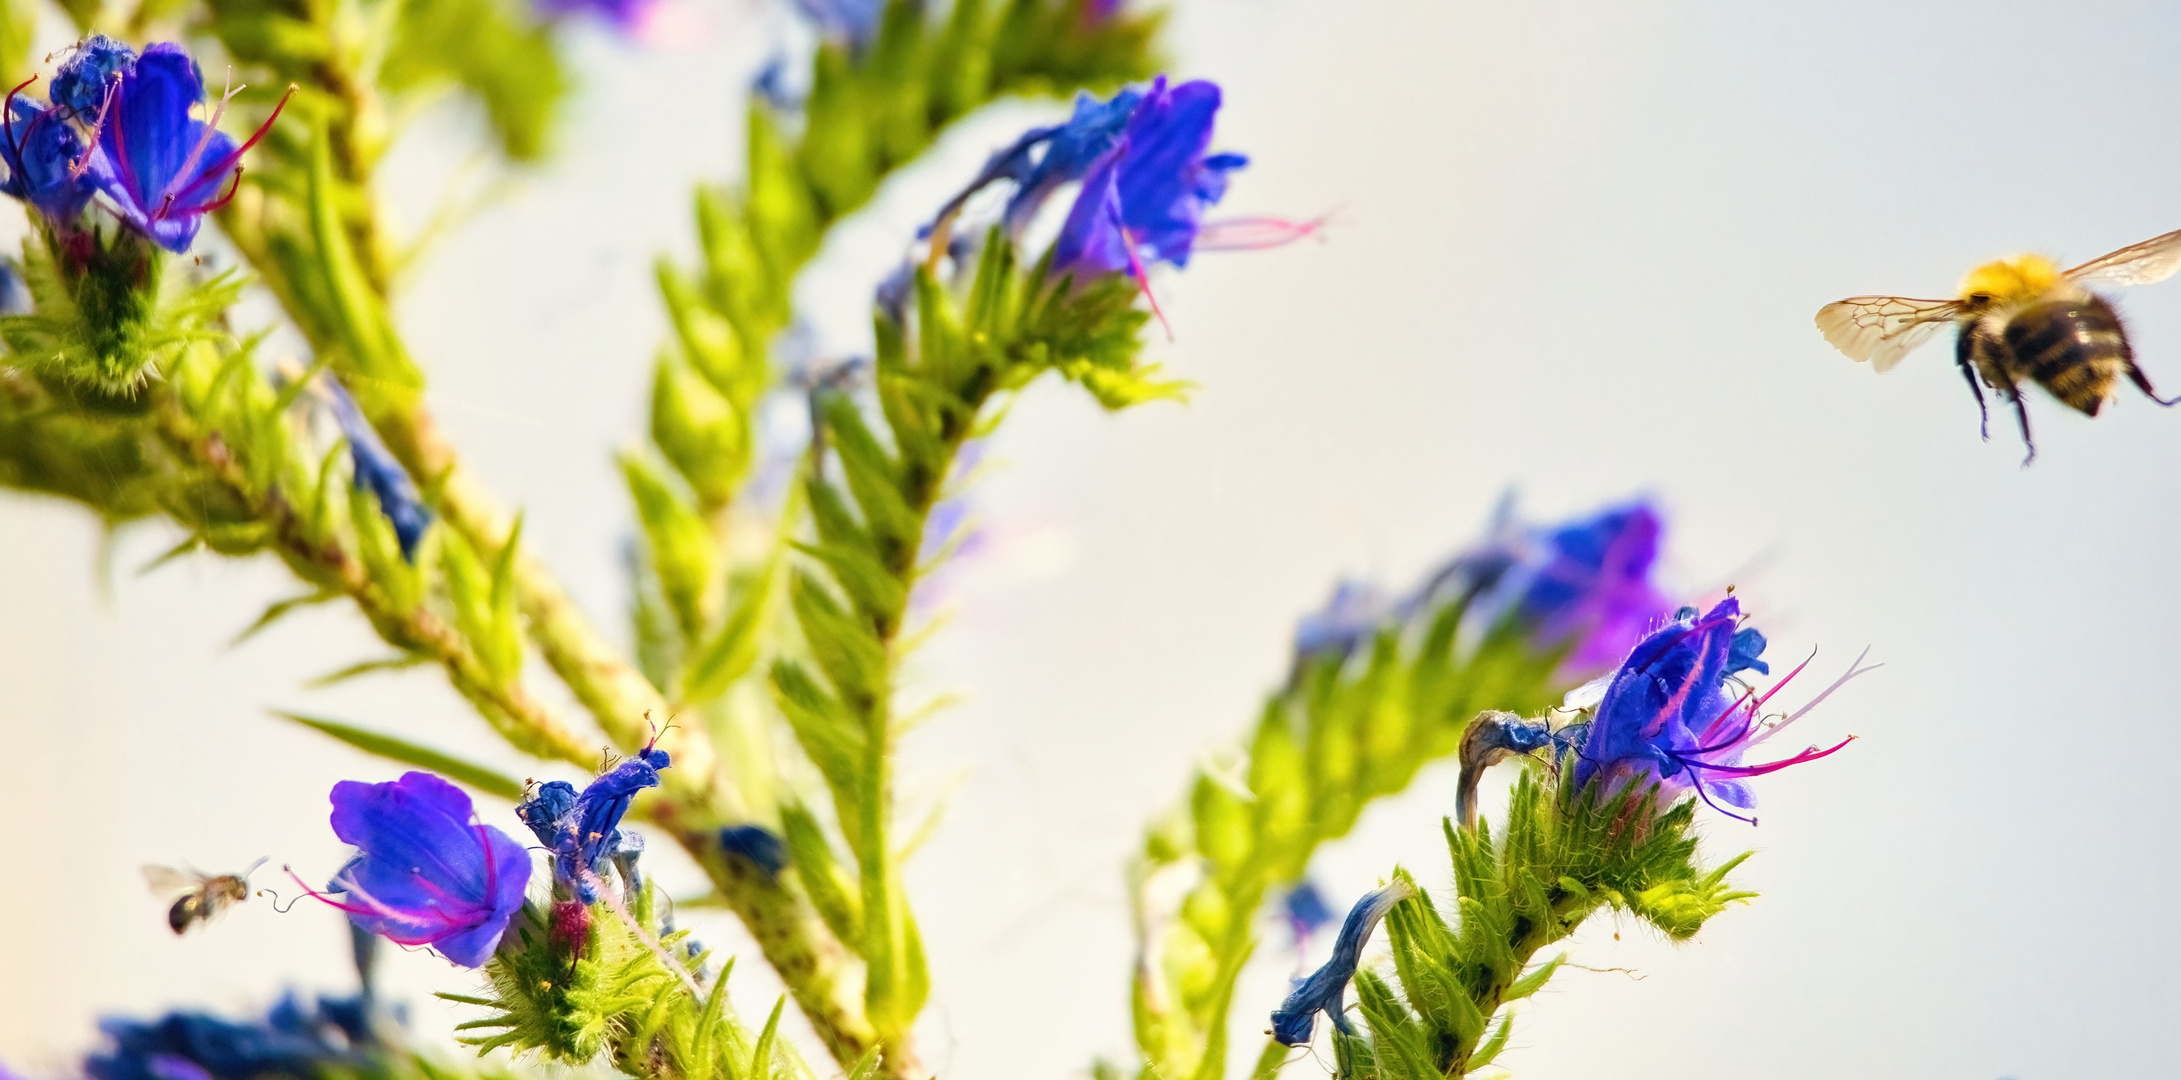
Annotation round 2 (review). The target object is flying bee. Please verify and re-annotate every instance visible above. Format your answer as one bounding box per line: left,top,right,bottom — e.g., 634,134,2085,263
144,858,265,935
1816,227,2181,462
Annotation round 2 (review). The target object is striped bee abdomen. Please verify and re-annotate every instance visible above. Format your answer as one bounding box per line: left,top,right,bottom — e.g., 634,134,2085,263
2000,296,2131,416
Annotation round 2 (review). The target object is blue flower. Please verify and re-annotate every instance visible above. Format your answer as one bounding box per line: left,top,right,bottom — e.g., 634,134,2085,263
87,42,291,254
0,92,96,221
320,376,432,561
515,744,672,903
1270,880,1414,1046
1053,77,1248,281
51,35,135,117
1572,597,1867,822
0,259,31,315
719,824,790,877
1407,498,1674,680
1291,579,1392,667
790,0,885,51
305,771,531,968
1280,879,1335,946
84,994,370,1080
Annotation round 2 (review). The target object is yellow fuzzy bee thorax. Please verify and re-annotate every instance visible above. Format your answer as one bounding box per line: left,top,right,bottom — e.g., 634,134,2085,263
1957,254,2063,307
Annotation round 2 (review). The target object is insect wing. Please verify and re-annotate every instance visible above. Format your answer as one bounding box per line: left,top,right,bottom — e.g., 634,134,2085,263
2064,227,2181,288
143,864,204,897
1815,296,1962,372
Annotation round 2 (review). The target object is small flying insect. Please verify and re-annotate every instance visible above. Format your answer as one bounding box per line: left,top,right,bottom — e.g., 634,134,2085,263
1816,227,2181,462
144,858,265,935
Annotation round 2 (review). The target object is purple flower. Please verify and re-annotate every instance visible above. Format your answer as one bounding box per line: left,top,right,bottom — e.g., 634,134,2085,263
1572,597,1868,822
304,771,531,968
87,43,291,254
1052,76,1248,281
1504,502,1673,676
320,376,432,561
51,35,134,117
515,745,671,903
534,0,664,34
1269,880,1414,1046
0,89,96,221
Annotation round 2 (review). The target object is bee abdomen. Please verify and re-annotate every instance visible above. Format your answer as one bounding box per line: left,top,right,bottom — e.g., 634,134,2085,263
2003,297,2130,416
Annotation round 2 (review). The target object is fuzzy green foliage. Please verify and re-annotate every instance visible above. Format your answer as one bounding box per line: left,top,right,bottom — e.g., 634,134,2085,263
450,884,807,1080
2,232,240,395
1334,773,1754,1080
1129,606,1567,1080
761,235,1171,1053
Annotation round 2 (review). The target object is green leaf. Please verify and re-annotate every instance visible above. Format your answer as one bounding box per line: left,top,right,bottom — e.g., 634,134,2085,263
273,711,524,800
305,653,430,688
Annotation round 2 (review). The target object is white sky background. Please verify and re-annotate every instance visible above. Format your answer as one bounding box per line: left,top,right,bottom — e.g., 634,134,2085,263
5,1,2181,1078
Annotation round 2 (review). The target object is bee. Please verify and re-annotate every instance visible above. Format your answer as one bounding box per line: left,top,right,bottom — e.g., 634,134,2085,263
1816,228,2181,462
144,858,265,935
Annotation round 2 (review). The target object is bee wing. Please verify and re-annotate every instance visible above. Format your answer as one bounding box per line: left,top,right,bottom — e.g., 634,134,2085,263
143,864,202,897
1815,296,1964,372
2064,227,2181,288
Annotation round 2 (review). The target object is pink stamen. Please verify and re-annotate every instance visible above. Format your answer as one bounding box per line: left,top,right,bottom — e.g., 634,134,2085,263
1746,648,1880,750
1118,220,1173,342
162,83,294,210
65,80,116,180
1682,735,1857,779
4,76,38,167
1192,213,1331,252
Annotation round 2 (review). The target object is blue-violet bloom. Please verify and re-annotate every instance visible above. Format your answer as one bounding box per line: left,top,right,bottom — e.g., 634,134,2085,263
1280,878,1335,948
88,42,291,254
1291,579,1392,668
305,771,531,968
1572,597,1869,822
790,0,885,51
321,376,432,561
0,91,96,220
515,744,672,903
1052,76,1248,281
1270,880,1415,1046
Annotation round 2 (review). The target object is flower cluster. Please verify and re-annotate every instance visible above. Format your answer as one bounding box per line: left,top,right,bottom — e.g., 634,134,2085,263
82,994,372,1080
1290,498,1674,680
0,38,289,254
302,772,531,968
1571,596,1870,822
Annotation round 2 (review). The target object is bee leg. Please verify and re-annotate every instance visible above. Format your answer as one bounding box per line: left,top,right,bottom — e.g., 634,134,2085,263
2005,388,2036,466
2123,359,2181,407
1956,332,1990,439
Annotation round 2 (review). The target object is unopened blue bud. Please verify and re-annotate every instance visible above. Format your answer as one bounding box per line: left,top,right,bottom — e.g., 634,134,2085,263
718,824,789,877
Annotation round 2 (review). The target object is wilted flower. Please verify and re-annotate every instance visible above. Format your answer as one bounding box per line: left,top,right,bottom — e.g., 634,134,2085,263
51,35,134,116
1052,77,1248,281
304,771,531,968
1572,597,1869,822
718,824,789,878
0,90,97,221
319,376,432,561
1454,710,1572,829
83,994,371,1080
86,43,291,254
1270,880,1415,1046
515,744,672,903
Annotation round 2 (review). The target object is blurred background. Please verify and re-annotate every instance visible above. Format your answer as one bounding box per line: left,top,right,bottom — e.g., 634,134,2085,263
4,0,2179,1077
